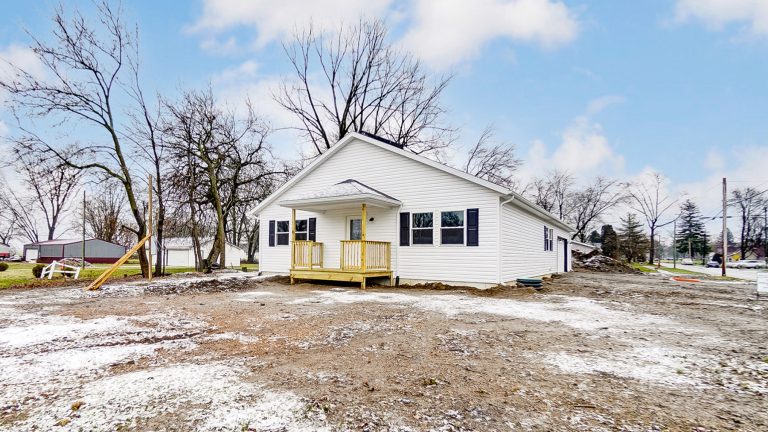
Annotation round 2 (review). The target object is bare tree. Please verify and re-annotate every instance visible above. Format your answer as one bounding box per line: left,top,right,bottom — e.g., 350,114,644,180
568,177,626,242
526,169,574,220
0,179,39,243
0,219,14,245
125,59,169,276
463,126,521,189
0,2,153,275
11,144,81,240
276,20,453,157
729,188,766,259
164,88,283,270
625,172,679,264
79,181,128,245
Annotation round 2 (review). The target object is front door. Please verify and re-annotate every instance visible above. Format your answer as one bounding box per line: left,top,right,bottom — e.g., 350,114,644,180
346,216,362,240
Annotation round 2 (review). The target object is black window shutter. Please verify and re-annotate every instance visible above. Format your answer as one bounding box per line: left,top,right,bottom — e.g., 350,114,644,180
268,220,275,247
544,226,548,251
399,212,410,246
308,218,316,241
466,208,479,246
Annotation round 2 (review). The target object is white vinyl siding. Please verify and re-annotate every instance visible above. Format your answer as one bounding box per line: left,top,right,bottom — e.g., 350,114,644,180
500,202,571,282
258,137,500,284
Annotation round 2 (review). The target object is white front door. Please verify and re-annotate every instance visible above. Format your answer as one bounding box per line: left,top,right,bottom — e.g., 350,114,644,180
345,216,362,240
557,238,567,273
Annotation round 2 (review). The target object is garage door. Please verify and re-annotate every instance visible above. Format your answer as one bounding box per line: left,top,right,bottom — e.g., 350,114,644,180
166,249,191,267
26,249,38,262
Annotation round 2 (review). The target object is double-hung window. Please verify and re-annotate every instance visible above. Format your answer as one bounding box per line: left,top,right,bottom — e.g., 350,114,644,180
441,211,464,245
544,226,554,251
294,219,308,240
412,212,434,245
276,221,290,245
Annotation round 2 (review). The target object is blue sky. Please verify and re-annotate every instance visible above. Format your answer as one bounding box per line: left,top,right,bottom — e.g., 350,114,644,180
1,0,767,231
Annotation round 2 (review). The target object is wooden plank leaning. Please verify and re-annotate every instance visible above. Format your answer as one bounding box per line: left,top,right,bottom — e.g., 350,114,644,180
85,233,152,291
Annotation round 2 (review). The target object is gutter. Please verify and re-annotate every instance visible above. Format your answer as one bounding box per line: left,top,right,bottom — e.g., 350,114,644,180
498,196,516,284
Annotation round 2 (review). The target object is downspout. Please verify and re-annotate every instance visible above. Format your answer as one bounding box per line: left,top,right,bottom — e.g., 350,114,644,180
498,195,516,284
395,204,402,283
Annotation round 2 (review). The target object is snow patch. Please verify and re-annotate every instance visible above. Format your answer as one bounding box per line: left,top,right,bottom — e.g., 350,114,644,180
11,363,327,431
290,290,672,332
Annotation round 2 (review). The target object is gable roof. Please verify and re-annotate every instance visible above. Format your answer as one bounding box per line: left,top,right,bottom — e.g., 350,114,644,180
251,132,574,232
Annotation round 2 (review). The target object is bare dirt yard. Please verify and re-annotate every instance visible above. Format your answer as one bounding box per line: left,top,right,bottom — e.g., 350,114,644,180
1,270,766,431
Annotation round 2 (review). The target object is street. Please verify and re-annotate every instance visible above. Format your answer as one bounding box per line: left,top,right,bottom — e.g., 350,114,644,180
661,263,764,281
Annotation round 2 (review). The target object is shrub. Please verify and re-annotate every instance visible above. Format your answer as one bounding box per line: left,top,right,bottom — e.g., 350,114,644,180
32,264,45,278
0,262,8,272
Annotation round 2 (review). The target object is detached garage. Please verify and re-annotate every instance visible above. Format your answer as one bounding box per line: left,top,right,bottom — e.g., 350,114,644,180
154,237,247,268
23,238,127,263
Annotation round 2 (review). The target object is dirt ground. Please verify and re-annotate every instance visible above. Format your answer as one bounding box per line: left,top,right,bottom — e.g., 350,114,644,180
1,270,766,431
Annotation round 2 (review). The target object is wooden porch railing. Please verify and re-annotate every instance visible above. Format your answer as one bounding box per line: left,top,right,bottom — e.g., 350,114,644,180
340,240,391,271
292,240,323,269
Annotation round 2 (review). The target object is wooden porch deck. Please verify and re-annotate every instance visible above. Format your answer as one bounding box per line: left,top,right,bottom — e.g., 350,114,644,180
287,204,392,289
290,267,393,289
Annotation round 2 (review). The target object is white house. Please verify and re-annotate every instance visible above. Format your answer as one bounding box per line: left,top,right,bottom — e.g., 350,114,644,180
252,132,574,288
153,238,247,268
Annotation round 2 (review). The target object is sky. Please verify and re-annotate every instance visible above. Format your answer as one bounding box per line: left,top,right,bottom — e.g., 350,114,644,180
1,0,767,243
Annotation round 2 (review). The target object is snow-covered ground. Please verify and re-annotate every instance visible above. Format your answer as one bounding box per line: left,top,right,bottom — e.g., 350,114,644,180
0,271,766,430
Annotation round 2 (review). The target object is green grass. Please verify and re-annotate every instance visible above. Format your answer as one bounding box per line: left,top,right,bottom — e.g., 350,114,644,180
0,261,258,290
657,265,707,276
630,263,657,273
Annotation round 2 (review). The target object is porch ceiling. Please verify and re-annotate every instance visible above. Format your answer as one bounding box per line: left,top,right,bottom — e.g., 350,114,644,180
279,179,401,212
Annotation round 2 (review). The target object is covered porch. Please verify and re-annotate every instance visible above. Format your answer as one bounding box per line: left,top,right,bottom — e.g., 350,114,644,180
281,180,397,289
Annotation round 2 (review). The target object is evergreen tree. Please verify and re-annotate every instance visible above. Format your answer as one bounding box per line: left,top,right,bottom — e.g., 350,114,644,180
675,199,708,259
600,224,619,259
618,213,649,262
588,230,601,244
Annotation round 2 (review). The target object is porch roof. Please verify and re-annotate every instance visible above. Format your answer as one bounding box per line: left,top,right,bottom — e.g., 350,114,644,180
279,179,401,211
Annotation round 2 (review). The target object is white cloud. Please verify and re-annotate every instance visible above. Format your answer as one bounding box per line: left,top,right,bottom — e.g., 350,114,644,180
675,0,768,36
586,94,624,116
0,44,45,103
212,60,260,84
517,96,625,183
400,0,578,69
518,117,624,183
189,0,395,48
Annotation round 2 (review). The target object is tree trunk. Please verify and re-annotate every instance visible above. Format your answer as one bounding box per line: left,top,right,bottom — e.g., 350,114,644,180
648,226,656,264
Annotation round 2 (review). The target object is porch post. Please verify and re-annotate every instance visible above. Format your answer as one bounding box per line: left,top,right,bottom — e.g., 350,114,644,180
361,203,367,274
290,208,296,270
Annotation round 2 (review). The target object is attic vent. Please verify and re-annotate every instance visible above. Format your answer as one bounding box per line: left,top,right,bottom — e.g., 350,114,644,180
358,131,404,149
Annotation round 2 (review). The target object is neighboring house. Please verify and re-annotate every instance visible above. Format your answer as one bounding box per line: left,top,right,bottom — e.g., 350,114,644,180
0,243,12,259
151,237,246,268
571,241,599,255
252,132,575,288
23,239,127,263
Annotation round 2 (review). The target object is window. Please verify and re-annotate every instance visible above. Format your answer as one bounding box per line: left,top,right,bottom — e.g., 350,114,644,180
276,221,290,245
544,226,554,251
349,218,362,240
295,219,308,241
441,211,464,245
549,228,554,251
412,212,433,244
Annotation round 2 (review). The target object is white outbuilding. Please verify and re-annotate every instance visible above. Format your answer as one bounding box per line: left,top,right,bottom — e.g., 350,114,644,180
251,132,575,288
154,238,247,268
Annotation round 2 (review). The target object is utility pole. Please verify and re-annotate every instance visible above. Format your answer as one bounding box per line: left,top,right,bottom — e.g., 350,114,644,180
673,219,677,269
722,177,727,277
82,190,86,269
